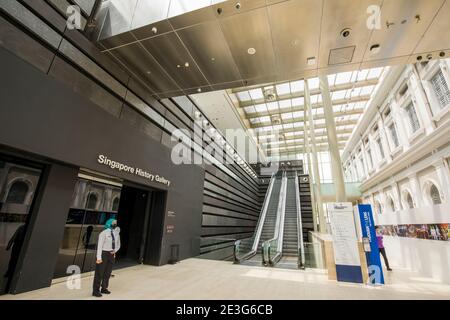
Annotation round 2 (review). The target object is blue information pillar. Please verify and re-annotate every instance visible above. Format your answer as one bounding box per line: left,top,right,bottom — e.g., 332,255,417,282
356,204,384,285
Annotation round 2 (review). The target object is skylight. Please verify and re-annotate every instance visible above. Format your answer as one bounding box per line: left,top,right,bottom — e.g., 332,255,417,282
230,66,389,158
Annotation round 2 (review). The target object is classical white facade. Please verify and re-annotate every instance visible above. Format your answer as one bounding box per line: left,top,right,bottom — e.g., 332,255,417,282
342,59,450,219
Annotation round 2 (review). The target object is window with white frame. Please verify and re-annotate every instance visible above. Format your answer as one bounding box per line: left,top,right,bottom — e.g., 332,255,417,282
405,192,414,209
376,201,383,215
359,157,365,177
430,184,442,205
388,123,400,148
376,138,385,159
405,103,421,133
367,148,373,169
388,196,396,212
430,69,450,110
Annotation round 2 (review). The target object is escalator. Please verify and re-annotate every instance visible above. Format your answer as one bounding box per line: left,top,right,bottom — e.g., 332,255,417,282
281,175,298,257
268,171,305,269
234,173,283,265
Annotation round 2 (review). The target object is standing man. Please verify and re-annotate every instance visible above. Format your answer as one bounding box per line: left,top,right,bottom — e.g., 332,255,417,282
375,226,392,271
93,218,120,297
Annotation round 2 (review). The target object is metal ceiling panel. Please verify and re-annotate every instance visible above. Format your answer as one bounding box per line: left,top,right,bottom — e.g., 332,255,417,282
141,32,210,89
414,0,450,54
219,7,277,80
130,0,172,41
212,0,267,19
176,20,242,84
212,80,246,91
131,19,173,42
108,43,179,93
319,0,382,68
359,56,410,71
363,0,445,62
268,0,321,75
94,0,450,97
98,30,135,50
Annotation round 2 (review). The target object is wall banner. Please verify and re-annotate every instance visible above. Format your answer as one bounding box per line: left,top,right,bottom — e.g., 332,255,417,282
356,204,384,285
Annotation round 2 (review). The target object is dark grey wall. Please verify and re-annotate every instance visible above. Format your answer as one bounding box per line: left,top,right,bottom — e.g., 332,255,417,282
11,164,79,294
0,0,263,289
0,47,204,270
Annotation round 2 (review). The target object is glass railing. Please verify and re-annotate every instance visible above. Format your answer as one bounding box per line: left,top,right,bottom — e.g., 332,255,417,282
302,242,325,269
262,238,282,266
233,237,256,262
233,174,276,263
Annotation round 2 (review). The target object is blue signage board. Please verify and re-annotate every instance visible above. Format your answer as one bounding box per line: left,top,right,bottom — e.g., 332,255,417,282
357,204,384,285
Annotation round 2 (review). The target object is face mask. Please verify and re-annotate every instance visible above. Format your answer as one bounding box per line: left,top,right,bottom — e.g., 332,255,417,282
112,224,117,229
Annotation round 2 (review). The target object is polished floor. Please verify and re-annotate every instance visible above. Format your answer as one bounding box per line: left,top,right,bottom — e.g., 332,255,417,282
1,258,450,300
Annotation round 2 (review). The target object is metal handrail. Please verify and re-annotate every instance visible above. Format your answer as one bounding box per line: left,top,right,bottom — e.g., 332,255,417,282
295,172,306,269
263,171,287,266
234,173,275,263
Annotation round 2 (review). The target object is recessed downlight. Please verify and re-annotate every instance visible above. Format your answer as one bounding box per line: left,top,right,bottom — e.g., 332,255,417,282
185,62,190,67
247,47,256,55
340,28,351,38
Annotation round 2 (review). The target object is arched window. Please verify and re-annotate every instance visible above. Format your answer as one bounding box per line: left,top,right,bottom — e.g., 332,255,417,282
405,192,414,209
6,181,29,204
86,192,98,210
430,184,442,205
112,197,120,212
376,201,383,215
388,196,396,212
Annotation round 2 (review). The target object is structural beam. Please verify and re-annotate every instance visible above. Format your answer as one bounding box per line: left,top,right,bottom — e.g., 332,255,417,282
305,81,326,233
319,75,347,202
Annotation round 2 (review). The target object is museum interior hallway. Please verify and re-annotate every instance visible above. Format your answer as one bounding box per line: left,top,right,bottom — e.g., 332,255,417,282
1,259,449,300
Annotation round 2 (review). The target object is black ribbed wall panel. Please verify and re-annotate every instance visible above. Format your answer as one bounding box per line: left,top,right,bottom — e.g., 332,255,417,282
0,0,264,264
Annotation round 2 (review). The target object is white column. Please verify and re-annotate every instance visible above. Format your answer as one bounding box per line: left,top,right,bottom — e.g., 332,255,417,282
305,80,326,233
433,159,450,203
378,116,393,163
390,180,401,211
319,75,346,202
411,65,436,133
390,97,410,150
408,173,423,208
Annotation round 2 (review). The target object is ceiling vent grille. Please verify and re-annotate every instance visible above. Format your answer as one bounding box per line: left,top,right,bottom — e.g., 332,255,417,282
264,88,277,101
328,46,356,65
271,115,281,125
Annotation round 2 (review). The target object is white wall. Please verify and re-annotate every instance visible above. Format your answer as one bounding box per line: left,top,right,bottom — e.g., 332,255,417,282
375,203,450,225
375,203,450,284
384,236,450,284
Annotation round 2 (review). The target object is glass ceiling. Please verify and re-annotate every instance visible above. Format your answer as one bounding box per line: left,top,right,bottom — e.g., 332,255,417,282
229,67,388,161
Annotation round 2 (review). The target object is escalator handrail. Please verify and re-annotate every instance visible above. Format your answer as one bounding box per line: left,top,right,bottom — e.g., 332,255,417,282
264,171,287,266
234,173,275,263
295,172,306,269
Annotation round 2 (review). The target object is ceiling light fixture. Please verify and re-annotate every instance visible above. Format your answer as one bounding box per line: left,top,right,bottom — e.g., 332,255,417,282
340,28,351,38
185,62,190,67
307,57,316,66
247,48,256,55
369,44,381,55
